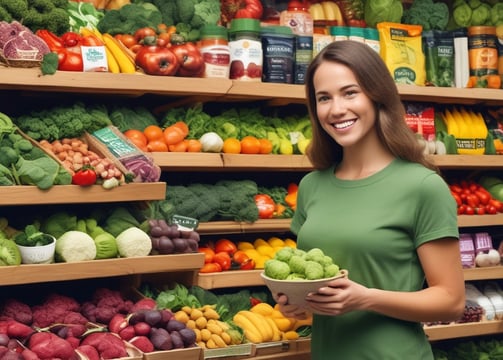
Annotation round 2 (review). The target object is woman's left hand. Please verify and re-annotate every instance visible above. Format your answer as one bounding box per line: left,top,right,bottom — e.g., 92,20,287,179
305,277,370,316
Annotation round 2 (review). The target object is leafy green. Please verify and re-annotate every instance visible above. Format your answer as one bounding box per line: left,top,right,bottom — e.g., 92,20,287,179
97,3,162,35
364,0,403,28
401,0,449,30
67,1,104,33
155,283,201,311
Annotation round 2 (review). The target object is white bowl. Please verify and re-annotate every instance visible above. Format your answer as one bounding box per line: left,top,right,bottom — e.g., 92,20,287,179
260,269,348,307
17,236,56,264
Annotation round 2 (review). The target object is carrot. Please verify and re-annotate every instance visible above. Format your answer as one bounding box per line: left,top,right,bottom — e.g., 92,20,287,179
168,140,188,152
163,125,186,145
186,139,202,152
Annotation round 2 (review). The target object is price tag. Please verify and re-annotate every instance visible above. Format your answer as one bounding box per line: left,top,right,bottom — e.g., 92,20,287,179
171,214,199,231
81,46,108,72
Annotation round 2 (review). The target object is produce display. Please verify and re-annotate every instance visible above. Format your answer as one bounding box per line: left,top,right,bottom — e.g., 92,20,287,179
448,179,503,215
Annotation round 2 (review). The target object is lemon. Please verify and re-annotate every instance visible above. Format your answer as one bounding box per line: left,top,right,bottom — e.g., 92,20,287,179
267,237,285,247
237,241,254,250
284,238,297,248
256,245,275,258
253,238,269,248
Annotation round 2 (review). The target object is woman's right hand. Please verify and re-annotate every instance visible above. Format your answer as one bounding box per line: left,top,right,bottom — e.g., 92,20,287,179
274,293,310,320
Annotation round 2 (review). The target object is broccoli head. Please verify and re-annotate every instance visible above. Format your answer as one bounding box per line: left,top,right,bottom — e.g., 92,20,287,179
97,3,162,35
264,259,291,280
0,0,28,20
22,0,69,35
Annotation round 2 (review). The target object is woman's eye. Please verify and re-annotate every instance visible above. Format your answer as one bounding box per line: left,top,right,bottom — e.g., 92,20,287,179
317,95,329,102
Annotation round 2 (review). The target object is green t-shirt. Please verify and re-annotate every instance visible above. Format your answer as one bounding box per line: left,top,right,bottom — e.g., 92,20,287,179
291,159,459,360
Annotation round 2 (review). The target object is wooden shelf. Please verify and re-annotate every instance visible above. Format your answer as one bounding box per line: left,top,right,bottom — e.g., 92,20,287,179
425,320,503,341
197,270,263,289
463,266,503,281
1,68,502,106
0,253,204,286
458,214,503,227
0,182,166,206
197,219,293,235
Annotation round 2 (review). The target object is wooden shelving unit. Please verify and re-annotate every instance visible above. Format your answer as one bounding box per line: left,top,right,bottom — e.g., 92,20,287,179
1,62,503,358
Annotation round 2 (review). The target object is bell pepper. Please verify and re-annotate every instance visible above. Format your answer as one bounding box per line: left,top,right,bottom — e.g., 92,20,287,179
36,30,84,72
254,194,276,219
285,183,298,211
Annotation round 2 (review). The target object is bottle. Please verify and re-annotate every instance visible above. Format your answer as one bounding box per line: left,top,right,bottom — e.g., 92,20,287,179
280,0,313,84
199,25,230,79
228,18,263,82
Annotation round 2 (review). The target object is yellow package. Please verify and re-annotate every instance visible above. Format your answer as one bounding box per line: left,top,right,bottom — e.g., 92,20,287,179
377,22,425,86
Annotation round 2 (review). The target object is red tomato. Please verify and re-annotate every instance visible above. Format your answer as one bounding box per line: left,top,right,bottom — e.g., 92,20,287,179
198,247,215,264
72,166,97,186
485,204,498,215
232,250,250,264
61,32,82,47
239,258,255,270
213,251,232,271
214,238,237,255
170,42,205,77
135,46,179,76
451,192,462,206
475,207,486,215
475,190,490,205
134,27,157,43
199,262,222,273
465,206,475,215
234,0,263,19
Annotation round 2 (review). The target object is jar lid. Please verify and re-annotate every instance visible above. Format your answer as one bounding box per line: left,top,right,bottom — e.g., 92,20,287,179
260,26,294,36
229,18,261,34
201,24,228,39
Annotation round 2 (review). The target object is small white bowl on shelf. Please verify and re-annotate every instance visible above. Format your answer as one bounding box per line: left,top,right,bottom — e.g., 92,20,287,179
17,235,56,264
260,269,348,307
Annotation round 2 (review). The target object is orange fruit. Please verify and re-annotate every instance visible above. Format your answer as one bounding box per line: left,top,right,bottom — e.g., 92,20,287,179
128,137,149,152
143,125,165,142
222,138,241,154
146,140,168,152
240,136,261,154
124,129,147,146
258,138,273,154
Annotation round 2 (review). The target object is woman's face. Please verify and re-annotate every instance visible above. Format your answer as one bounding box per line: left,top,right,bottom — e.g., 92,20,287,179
313,61,377,150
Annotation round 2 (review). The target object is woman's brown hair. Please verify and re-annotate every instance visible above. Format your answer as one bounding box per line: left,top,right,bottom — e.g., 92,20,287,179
304,40,437,172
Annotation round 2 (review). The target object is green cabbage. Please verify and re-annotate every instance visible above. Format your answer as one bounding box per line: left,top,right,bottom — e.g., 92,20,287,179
364,0,404,28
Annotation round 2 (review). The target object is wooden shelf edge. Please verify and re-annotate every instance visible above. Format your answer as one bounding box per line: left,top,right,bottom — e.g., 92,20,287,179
197,270,263,289
463,266,503,281
458,213,503,227
425,320,503,341
0,253,204,286
1,69,502,105
197,219,292,235
0,182,166,205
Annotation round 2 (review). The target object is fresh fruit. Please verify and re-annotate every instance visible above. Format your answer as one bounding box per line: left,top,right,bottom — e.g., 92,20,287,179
240,136,261,154
222,138,241,154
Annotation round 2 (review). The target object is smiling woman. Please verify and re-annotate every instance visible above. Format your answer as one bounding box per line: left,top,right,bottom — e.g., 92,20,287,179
273,41,465,360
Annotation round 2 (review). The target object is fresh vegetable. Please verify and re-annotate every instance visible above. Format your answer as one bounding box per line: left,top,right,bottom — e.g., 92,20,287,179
170,41,205,77
14,102,112,142
36,29,85,71
264,247,340,280
135,45,179,76
71,165,97,186
0,0,70,35
102,32,137,74
67,0,105,33
13,223,53,247
220,0,263,25
254,194,276,219
55,229,97,262
401,0,450,30
97,2,163,36
450,0,501,27
40,52,59,75
335,0,366,27
102,207,142,237
115,226,152,257
85,218,118,259
199,132,224,152
0,235,21,266
148,218,200,254
40,212,78,239
363,0,403,28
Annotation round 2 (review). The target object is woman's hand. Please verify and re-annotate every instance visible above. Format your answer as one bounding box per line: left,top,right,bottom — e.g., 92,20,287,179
274,293,311,320
305,277,370,316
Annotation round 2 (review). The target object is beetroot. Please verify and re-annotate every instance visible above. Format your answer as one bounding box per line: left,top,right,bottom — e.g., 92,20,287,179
129,336,154,353
28,332,76,360
150,328,172,351
76,344,100,360
80,332,128,360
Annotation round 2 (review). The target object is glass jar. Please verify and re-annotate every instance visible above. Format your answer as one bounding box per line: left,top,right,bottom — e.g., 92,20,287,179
228,18,263,81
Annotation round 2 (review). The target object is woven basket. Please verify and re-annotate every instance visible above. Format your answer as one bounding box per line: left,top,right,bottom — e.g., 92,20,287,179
0,51,41,68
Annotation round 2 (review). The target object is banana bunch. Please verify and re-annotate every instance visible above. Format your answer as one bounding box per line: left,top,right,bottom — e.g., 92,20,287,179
80,27,136,74
309,1,345,25
233,304,303,344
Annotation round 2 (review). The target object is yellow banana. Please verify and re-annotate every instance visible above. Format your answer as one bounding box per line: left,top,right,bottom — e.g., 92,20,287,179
309,3,325,20
265,317,281,341
102,33,136,74
239,311,273,342
251,302,274,316
321,1,344,25
233,313,262,343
